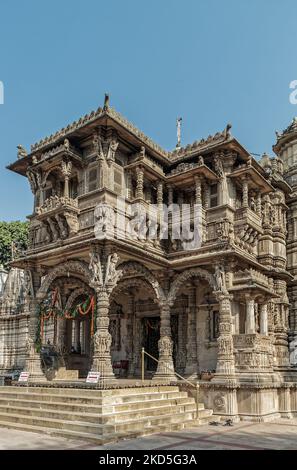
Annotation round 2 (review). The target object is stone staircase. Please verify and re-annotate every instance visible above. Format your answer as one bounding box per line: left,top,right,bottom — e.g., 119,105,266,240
0,385,212,445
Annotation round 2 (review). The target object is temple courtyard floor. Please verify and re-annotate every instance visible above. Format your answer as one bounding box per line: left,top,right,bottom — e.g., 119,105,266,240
1,419,297,450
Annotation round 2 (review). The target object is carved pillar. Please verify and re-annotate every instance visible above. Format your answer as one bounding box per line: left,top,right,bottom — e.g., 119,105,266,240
214,292,236,379
61,161,72,199
126,171,132,199
153,303,176,381
57,316,67,365
245,298,255,334
185,287,198,377
242,178,249,208
126,291,135,376
133,314,142,375
167,184,173,206
25,270,46,382
157,181,163,209
91,289,115,381
260,304,268,335
136,166,144,199
194,176,202,205
204,183,210,209
256,191,262,217
176,307,187,374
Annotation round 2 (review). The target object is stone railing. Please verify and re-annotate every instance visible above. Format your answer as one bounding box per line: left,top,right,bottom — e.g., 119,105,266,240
234,207,262,229
35,141,81,163
170,162,200,176
36,196,78,215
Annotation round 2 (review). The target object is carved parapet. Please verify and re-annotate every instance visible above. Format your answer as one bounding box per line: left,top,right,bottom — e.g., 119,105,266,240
233,269,269,289
233,334,274,371
34,196,79,243
36,195,78,215
33,140,81,161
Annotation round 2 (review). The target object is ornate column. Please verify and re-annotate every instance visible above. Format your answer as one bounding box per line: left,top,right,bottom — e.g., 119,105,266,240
126,291,135,376
194,176,202,205
167,184,173,206
56,315,67,365
126,171,132,199
260,304,268,335
91,288,115,380
157,181,164,228
89,248,121,382
203,183,210,209
136,166,144,199
214,291,236,379
133,314,142,375
157,181,163,209
185,286,198,377
61,161,72,199
153,303,176,381
242,178,249,208
25,269,46,382
245,297,255,334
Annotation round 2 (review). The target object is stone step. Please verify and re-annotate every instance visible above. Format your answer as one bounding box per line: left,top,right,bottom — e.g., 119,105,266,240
0,396,201,414
0,401,200,425
0,385,213,444
0,409,202,435
0,418,205,446
0,385,179,397
0,389,187,405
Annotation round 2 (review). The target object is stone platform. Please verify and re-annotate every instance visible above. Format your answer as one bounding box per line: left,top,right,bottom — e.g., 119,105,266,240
0,385,212,445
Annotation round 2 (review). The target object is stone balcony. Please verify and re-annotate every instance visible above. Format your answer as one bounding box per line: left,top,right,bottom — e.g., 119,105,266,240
34,195,79,243
234,207,263,254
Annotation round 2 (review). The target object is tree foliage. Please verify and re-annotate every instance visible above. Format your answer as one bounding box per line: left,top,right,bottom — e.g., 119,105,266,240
0,221,28,269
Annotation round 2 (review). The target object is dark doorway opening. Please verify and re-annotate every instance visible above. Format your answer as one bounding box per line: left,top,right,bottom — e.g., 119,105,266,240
143,317,160,372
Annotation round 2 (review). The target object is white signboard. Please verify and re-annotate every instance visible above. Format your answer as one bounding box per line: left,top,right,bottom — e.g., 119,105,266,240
18,372,29,383
86,371,101,384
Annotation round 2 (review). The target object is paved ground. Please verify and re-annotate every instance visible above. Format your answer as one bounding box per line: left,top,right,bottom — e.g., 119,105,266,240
1,419,297,450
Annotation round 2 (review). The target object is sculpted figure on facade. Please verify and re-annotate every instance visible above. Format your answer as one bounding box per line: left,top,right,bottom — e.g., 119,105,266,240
89,250,104,287
94,203,115,240
214,264,227,293
107,139,119,164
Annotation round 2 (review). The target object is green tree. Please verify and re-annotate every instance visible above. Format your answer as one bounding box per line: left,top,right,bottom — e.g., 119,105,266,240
0,221,28,269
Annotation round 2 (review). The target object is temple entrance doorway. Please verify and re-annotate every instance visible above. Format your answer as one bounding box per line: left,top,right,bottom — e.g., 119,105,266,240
143,317,160,372
65,314,91,378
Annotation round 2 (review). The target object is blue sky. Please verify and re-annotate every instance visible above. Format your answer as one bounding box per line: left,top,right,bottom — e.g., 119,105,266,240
0,0,297,220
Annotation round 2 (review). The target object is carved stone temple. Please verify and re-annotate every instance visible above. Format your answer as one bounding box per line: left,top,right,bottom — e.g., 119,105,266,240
2,100,297,422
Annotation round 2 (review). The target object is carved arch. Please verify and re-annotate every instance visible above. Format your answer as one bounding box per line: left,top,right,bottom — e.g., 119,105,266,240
168,268,215,306
112,277,156,300
37,260,91,300
113,261,166,305
64,286,94,312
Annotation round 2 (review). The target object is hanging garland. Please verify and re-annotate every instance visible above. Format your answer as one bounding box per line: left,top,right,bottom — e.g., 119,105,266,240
37,288,96,345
